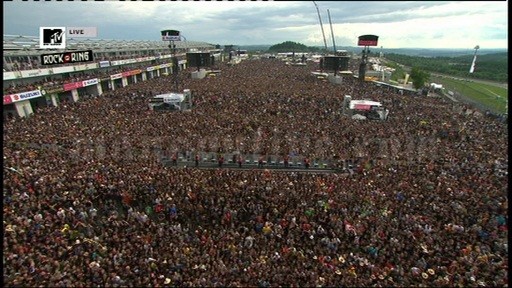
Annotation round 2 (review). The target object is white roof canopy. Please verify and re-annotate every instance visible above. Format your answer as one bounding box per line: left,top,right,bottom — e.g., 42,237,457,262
154,93,185,103
349,99,382,110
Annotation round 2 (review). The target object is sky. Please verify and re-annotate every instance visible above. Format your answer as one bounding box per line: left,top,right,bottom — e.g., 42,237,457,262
3,1,508,49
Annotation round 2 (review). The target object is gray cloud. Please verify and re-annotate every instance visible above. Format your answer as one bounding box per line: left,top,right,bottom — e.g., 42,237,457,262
3,1,507,48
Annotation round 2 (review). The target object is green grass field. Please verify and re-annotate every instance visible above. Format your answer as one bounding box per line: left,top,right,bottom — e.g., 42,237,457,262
431,76,508,114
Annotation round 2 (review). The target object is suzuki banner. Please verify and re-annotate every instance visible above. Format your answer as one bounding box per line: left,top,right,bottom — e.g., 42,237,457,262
7,90,43,103
82,78,99,87
3,95,13,105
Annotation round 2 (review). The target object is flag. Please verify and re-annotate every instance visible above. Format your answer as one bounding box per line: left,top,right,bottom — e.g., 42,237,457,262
469,54,477,73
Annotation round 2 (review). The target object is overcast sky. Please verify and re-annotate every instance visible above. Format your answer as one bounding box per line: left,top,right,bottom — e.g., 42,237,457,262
3,1,508,49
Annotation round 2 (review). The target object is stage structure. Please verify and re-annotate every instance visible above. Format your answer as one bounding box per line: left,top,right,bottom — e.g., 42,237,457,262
161,29,182,91
321,56,350,75
160,29,192,109
186,52,213,71
357,34,379,82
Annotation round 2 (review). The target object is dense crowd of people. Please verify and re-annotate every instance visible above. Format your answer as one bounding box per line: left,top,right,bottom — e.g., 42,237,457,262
3,51,178,72
3,58,508,287
3,57,182,96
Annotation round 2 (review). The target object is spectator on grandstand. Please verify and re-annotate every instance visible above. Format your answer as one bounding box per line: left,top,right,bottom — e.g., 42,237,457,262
3,58,508,287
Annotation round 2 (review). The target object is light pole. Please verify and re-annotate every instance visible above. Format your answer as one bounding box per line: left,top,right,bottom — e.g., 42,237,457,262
161,29,182,92
327,9,336,54
464,45,479,95
313,1,328,53
170,40,179,92
469,45,479,75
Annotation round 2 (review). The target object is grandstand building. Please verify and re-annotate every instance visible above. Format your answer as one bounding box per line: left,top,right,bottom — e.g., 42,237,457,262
3,35,215,119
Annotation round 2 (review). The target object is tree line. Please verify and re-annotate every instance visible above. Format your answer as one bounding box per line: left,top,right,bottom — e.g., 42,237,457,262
383,52,508,83
268,41,323,53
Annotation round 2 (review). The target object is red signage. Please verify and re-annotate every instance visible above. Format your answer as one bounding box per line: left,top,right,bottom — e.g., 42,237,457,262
3,95,13,105
354,104,372,111
63,81,84,91
122,70,142,77
357,34,379,46
358,40,378,46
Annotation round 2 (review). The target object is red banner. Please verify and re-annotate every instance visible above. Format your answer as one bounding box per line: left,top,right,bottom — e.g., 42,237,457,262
354,104,372,111
358,39,378,46
122,69,142,77
63,82,84,92
3,95,13,105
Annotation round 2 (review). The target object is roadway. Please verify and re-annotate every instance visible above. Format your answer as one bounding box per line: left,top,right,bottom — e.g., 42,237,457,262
429,72,508,90
382,58,508,90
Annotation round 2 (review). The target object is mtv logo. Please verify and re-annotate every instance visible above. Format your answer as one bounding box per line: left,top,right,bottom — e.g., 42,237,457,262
44,29,64,44
40,27,66,49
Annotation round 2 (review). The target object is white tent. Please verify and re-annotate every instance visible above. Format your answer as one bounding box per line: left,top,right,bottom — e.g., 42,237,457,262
150,92,187,111
352,114,367,120
430,83,443,89
349,100,382,110
155,93,184,103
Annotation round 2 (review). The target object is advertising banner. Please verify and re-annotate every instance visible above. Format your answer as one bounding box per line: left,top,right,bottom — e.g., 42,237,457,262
121,70,142,77
99,61,110,68
74,63,98,71
40,50,94,65
110,73,123,80
45,86,64,94
357,35,379,46
3,95,13,105
63,82,84,91
161,30,181,41
52,66,75,74
8,90,43,103
21,69,52,78
3,71,22,80
82,78,99,87
136,57,152,63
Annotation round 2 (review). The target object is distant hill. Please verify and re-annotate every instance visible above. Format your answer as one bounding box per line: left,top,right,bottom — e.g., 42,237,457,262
384,52,508,83
380,48,507,57
237,44,506,58
237,45,272,52
267,41,324,53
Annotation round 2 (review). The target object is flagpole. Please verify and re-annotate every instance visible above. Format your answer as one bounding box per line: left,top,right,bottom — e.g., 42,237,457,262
463,45,479,97
469,45,479,75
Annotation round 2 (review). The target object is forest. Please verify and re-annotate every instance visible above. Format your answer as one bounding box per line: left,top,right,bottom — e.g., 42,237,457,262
267,41,322,53
383,52,508,83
